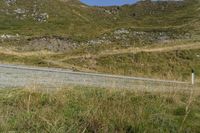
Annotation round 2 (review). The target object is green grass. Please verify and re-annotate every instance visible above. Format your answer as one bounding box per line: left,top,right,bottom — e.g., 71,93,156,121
1,2,200,132
0,0,199,40
0,86,200,132
0,53,56,67
65,49,200,81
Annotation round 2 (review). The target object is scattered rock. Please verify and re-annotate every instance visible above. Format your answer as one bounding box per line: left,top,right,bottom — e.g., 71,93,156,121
2,0,49,22
114,28,130,34
34,13,49,22
14,8,26,14
4,0,16,6
0,34,20,41
13,8,28,19
85,39,111,46
102,7,120,15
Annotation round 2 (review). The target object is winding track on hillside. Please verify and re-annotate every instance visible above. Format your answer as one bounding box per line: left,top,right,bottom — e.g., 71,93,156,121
62,42,200,60
0,64,190,91
1,42,199,60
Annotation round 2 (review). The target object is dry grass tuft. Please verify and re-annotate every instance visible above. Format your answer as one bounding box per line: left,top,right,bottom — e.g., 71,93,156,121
0,86,200,132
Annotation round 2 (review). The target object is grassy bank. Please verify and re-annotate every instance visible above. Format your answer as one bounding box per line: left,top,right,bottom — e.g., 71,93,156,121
1,86,200,132
66,48,200,81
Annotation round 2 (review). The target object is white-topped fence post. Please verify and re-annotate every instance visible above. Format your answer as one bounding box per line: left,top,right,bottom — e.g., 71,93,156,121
192,69,195,85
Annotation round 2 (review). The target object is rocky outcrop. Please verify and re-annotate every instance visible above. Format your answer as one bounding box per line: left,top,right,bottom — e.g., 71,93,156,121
13,26,191,52
2,0,49,22
24,36,80,52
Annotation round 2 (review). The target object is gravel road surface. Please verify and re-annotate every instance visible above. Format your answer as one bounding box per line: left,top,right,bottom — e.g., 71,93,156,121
0,64,190,91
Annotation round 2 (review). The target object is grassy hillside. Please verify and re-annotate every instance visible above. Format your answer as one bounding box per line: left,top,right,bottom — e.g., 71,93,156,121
0,0,199,39
1,1,200,132
1,86,200,132
0,0,200,81
0,0,113,39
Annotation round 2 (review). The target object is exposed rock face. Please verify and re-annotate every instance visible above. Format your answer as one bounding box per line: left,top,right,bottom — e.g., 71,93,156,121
25,37,80,52
11,28,188,52
85,38,111,46
16,26,191,52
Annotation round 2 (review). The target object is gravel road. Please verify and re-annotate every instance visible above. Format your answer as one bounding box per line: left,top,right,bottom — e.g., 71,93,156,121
0,64,190,91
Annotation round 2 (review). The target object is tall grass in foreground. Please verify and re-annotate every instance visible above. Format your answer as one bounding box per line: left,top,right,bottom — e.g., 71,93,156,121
0,86,200,132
